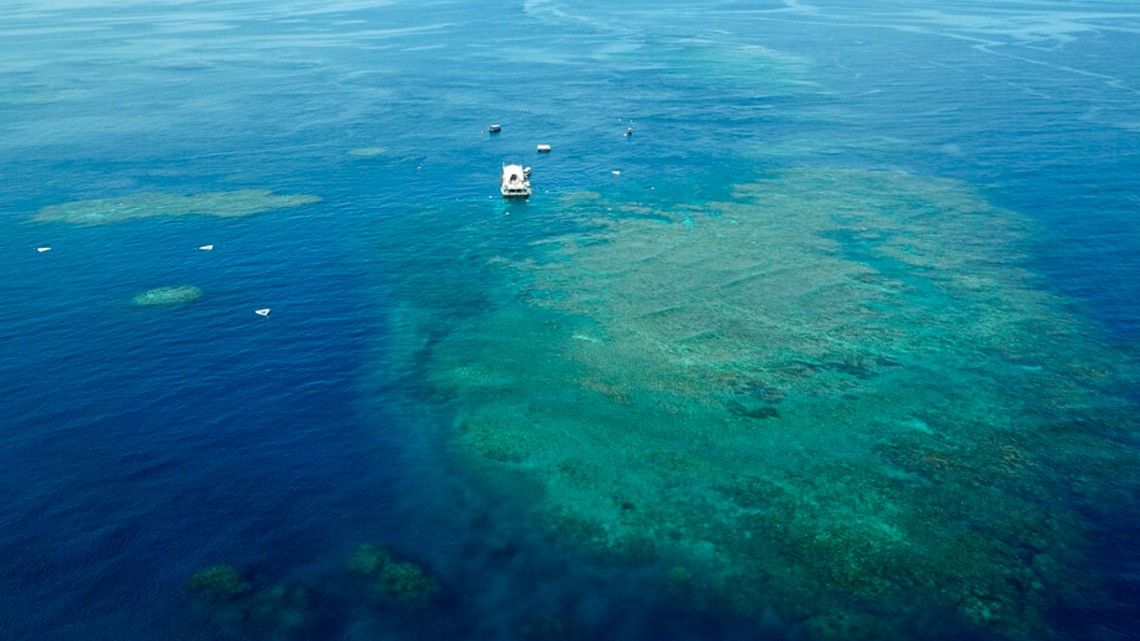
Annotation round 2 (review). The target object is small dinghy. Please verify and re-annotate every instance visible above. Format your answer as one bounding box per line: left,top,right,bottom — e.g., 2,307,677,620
254,308,270,316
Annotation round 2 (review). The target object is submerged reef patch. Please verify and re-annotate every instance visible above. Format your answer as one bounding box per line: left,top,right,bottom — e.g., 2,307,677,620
347,146,387,157
132,285,203,306
181,545,450,640
187,564,252,600
426,168,1140,640
35,189,321,225
348,544,445,609
0,87,87,105
186,564,311,639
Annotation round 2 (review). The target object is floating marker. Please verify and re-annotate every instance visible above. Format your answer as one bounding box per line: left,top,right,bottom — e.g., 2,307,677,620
36,246,52,253
254,308,270,316
198,244,214,251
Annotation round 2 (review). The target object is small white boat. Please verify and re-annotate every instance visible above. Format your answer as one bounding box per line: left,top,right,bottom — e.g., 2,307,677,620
536,144,551,153
254,308,270,316
198,244,214,251
36,246,52,253
501,163,532,198
489,124,501,133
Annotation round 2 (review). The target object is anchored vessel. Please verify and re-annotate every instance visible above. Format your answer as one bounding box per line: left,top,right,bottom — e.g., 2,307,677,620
500,164,532,198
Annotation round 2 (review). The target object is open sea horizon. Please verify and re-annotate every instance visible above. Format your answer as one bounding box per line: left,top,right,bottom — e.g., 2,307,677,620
2,1,1138,640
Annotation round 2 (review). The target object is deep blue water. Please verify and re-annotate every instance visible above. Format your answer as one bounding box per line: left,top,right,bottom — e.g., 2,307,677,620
2,1,1139,640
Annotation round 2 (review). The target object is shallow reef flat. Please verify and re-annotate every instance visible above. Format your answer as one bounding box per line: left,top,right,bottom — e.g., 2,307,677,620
35,189,321,225
428,168,1140,640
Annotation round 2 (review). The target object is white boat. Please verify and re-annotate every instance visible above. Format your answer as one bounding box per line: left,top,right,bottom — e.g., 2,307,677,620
500,163,532,198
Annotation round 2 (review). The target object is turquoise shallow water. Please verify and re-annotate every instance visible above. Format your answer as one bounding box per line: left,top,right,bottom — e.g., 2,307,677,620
1,1,1138,640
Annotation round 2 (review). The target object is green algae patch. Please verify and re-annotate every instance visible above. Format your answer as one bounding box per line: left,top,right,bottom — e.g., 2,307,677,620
132,285,203,306
35,189,321,225
426,168,1140,640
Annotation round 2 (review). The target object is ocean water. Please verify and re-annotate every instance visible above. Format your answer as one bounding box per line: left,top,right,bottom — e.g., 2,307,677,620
1,1,1138,640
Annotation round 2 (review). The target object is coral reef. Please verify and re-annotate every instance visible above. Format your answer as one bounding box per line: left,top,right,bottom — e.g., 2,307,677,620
424,168,1138,640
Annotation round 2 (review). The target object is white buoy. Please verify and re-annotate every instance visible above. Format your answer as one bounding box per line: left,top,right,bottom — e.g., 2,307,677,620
36,246,52,253
254,308,270,316
198,244,214,251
